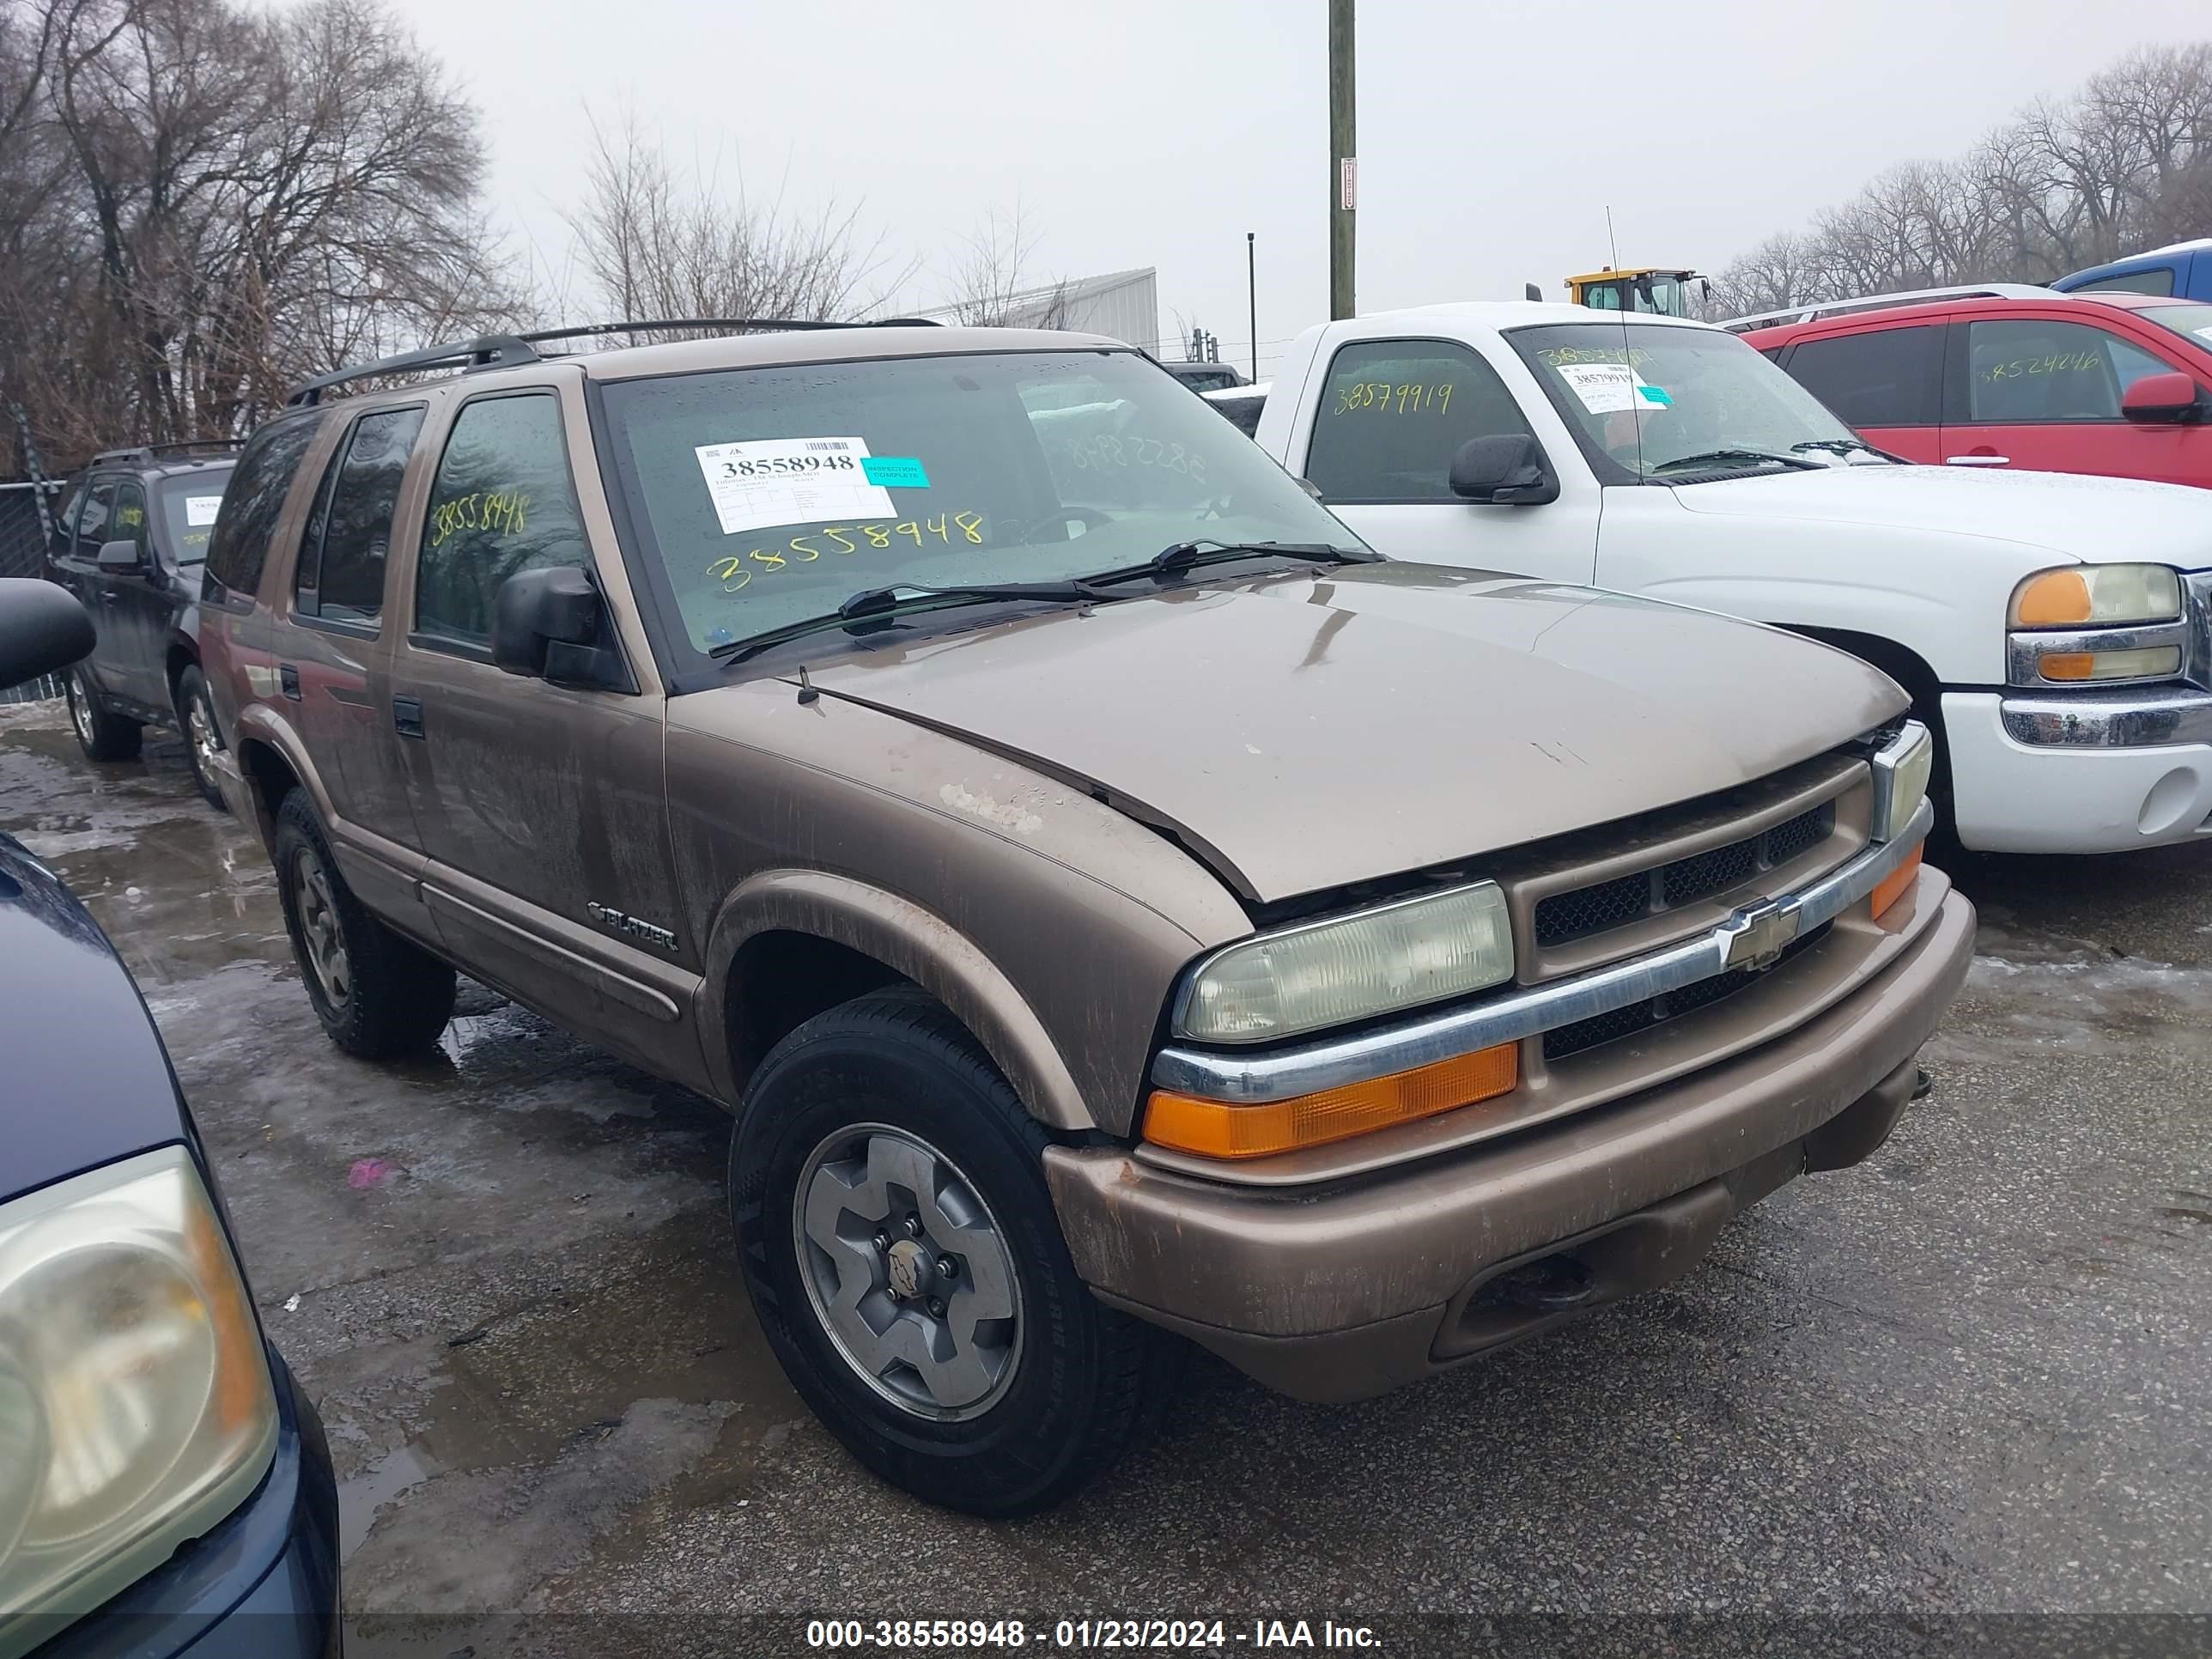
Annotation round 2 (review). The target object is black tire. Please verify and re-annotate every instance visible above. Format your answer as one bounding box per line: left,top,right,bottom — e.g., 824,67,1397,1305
730,993,1172,1516
272,790,456,1059
175,665,226,811
65,668,142,761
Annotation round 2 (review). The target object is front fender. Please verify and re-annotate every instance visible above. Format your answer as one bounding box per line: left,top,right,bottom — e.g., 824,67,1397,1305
695,868,1095,1132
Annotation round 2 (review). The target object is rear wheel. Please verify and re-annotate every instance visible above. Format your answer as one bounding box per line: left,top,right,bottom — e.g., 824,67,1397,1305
730,993,1171,1516
176,665,226,810
273,791,455,1058
65,669,142,762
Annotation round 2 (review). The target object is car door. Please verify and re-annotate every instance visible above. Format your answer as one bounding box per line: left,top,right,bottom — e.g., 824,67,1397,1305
1941,309,2207,485
102,479,176,710
1776,321,1946,463
390,381,683,1067
63,478,122,694
1297,335,1601,584
277,400,436,931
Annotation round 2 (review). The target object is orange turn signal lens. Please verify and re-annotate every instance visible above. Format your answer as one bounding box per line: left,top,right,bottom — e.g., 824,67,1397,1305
1145,1042,1519,1160
2013,569,2092,627
1871,842,1923,920
2037,652,2095,681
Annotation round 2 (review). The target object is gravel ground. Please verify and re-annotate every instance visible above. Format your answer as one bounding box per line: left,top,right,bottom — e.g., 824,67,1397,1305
3,699,2207,1656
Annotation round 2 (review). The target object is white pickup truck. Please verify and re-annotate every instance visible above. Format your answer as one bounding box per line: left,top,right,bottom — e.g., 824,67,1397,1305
1250,301,2212,854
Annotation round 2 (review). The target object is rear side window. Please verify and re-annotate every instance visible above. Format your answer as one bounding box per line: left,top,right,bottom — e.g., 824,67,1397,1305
72,482,114,562
295,406,424,626
1966,319,2173,423
2069,269,2176,298
1304,339,1535,502
415,393,587,649
206,412,321,599
47,484,83,563
1784,326,1942,428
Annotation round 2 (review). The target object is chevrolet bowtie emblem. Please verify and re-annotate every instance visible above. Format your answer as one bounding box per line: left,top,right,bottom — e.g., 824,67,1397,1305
1723,898,1801,972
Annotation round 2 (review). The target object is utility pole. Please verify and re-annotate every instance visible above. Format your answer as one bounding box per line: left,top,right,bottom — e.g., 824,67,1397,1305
1328,0,1355,319
1247,232,1258,384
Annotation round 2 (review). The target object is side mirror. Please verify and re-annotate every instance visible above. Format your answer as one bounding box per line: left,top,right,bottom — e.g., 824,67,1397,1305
2122,370,2202,425
1449,434,1560,506
492,564,602,678
0,579,96,689
96,538,143,571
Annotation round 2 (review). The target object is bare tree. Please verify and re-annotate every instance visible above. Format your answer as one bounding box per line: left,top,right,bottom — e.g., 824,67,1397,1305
1709,41,2212,312
560,106,906,333
940,202,1070,330
0,0,524,465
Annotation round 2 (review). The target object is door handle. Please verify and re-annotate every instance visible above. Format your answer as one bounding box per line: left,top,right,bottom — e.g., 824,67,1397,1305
278,664,301,699
98,590,118,604
392,694,426,739
1945,454,2010,466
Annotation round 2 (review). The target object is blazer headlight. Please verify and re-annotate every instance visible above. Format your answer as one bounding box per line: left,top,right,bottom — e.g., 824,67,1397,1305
1176,881,1516,1044
1869,720,1935,843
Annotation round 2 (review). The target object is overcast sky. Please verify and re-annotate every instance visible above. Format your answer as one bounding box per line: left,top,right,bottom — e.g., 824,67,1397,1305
374,0,2212,377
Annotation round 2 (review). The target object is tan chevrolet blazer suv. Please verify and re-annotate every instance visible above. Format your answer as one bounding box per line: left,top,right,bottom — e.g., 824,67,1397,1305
192,319,1974,1514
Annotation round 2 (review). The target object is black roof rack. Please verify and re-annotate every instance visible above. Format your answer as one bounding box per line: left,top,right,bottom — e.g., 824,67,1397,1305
285,316,945,406
90,439,246,465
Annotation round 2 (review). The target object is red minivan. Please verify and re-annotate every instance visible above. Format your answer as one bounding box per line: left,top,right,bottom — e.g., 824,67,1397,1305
1745,292,2212,489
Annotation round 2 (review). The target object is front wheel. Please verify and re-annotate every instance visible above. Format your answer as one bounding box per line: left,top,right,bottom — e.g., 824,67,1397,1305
176,665,226,811
272,791,456,1059
65,669,142,762
730,993,1171,1516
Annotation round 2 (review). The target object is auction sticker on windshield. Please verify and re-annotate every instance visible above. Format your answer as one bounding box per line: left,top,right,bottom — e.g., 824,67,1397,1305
1556,362,1665,415
185,495,223,526
694,436,897,537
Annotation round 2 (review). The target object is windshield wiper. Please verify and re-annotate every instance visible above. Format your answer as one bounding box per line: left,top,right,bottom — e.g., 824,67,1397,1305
1650,448,1824,475
1079,538,1382,587
708,580,1103,665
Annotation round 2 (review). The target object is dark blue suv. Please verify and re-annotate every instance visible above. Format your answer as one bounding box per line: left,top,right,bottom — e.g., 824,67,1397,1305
0,580,339,1658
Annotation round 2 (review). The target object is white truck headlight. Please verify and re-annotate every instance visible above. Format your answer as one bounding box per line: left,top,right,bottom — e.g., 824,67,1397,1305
1176,881,1515,1043
0,1146,277,1627
1869,720,1935,843
2009,564,2181,628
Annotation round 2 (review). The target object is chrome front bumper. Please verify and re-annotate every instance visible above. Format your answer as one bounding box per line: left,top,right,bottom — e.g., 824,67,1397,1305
1152,795,1936,1106
2001,686,2212,748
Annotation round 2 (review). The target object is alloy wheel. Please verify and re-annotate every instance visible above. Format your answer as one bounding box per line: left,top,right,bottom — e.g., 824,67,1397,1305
68,676,94,746
793,1122,1023,1420
291,845,350,1008
186,692,218,780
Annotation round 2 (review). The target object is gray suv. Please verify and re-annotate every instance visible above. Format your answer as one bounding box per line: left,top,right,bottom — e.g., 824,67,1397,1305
195,319,1973,1514
47,442,238,804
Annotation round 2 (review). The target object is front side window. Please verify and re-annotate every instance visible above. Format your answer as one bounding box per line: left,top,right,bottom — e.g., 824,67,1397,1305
112,483,150,563
598,349,1358,658
1304,340,1535,502
296,408,423,624
156,471,229,567
1966,319,2173,423
1785,325,1942,428
205,411,321,599
1509,321,1884,482
416,393,587,648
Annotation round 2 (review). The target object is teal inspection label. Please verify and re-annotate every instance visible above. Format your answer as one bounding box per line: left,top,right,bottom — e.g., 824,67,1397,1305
1638,384,1673,406
863,456,930,488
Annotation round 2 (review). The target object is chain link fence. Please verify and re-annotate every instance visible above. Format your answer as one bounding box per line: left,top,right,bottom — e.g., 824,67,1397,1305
2,481,67,703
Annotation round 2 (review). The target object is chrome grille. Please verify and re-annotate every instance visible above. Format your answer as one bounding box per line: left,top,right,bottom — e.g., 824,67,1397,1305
1532,804,1836,949
1541,922,1832,1060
